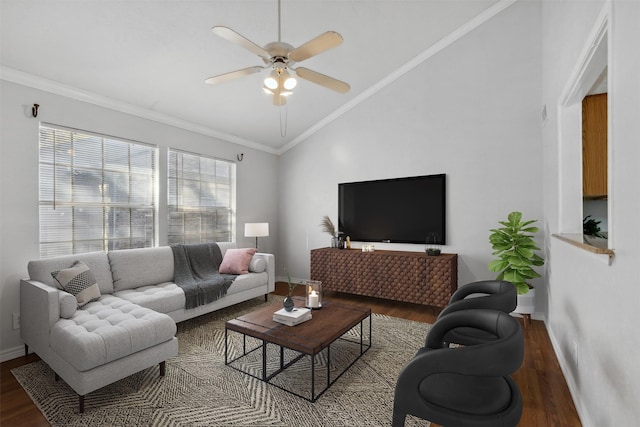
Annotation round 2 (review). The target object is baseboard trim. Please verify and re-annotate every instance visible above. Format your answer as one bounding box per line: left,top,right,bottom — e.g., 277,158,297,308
511,311,544,321
1,345,26,363
545,320,592,427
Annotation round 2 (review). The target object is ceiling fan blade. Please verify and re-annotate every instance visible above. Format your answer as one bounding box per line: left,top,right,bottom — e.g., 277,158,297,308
205,66,263,85
289,31,343,62
212,26,270,59
295,67,350,93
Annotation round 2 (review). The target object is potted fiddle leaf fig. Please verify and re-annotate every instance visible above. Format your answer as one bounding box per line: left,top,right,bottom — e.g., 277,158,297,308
488,212,545,313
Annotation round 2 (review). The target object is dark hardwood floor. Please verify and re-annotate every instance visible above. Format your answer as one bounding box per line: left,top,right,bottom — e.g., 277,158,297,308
0,282,581,426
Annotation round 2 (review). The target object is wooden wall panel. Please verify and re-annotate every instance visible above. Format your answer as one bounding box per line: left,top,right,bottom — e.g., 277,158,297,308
582,93,608,197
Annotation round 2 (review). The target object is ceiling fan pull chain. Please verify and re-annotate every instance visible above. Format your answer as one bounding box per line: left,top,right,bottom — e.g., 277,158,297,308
280,103,288,137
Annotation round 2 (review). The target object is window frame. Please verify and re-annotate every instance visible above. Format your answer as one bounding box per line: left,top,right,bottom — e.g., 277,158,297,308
553,6,614,262
167,148,236,245
38,123,158,257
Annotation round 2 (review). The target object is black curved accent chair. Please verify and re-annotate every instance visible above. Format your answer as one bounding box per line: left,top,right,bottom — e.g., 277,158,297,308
393,309,524,427
438,280,517,347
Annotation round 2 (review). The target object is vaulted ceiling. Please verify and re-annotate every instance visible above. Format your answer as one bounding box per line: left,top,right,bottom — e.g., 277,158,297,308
1,0,504,153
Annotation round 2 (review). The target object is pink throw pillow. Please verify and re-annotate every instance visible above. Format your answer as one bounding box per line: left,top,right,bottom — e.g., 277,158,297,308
219,248,257,274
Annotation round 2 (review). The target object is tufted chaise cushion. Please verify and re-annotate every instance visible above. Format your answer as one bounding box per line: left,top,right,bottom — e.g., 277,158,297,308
50,294,177,372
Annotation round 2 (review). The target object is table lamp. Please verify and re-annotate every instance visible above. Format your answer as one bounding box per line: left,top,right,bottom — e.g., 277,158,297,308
244,222,269,250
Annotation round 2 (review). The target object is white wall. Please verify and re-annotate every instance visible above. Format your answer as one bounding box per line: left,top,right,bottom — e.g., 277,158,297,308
542,1,640,425
0,81,279,359
278,2,543,292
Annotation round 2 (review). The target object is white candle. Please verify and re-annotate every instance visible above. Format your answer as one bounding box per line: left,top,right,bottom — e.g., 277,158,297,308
309,290,319,308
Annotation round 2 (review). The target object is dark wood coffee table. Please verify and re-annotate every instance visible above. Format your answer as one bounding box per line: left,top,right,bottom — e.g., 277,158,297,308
224,297,371,402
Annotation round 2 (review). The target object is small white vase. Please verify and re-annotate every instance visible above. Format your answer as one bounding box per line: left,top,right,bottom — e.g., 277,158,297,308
514,287,535,314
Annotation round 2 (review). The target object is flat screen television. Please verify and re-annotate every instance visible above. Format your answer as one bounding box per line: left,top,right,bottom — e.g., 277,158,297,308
338,174,446,245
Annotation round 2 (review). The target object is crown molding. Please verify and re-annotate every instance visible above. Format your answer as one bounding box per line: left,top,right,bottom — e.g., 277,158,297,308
0,66,279,155
278,0,518,155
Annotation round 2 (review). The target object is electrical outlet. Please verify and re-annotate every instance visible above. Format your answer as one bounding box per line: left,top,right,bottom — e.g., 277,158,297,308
12,312,20,330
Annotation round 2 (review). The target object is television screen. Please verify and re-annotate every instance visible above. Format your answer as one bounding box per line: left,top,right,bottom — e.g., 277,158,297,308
338,174,446,245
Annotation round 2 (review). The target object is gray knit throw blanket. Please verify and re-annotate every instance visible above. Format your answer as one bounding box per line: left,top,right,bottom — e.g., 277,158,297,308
170,243,236,309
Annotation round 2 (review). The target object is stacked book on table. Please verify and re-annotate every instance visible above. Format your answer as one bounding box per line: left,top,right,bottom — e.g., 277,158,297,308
273,307,312,326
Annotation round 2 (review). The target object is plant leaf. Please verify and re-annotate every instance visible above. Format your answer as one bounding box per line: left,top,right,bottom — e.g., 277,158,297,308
503,269,527,284
319,215,335,236
488,259,509,272
514,282,530,295
516,246,534,259
531,254,545,266
508,211,523,225
507,256,528,267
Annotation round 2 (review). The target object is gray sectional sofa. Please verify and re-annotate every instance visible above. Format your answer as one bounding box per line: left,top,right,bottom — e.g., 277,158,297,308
20,242,275,412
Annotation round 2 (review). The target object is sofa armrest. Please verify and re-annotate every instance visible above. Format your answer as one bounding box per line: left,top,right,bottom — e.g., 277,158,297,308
254,253,275,293
20,279,61,355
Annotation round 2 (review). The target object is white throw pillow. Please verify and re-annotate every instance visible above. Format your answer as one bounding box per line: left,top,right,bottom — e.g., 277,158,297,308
249,257,267,273
58,291,77,318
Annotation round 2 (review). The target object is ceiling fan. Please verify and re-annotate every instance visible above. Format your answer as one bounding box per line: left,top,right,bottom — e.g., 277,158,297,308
205,0,350,106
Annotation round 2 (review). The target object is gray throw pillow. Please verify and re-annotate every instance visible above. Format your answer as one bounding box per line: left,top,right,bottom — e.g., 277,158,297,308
51,261,101,307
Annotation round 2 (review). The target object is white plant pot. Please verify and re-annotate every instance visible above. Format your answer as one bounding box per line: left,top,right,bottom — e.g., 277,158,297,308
514,287,535,315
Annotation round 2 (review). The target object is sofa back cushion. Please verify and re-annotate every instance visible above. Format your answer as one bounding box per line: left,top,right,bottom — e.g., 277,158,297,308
28,252,114,294
108,246,174,291
216,242,236,257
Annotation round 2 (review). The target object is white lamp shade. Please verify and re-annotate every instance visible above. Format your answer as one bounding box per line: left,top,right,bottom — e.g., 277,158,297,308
244,222,269,237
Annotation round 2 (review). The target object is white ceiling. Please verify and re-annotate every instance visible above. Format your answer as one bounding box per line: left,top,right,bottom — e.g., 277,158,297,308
1,0,503,153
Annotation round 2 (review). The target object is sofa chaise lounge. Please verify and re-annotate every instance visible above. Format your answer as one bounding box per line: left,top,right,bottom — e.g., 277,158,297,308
20,242,275,412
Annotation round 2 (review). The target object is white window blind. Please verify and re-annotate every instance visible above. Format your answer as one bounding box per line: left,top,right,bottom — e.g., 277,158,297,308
39,125,157,258
168,149,235,245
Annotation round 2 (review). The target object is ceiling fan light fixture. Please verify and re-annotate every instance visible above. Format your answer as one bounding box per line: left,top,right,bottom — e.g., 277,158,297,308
283,76,297,90
264,71,279,90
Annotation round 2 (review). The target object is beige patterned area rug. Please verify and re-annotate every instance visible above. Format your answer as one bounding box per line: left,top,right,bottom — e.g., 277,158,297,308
12,296,431,426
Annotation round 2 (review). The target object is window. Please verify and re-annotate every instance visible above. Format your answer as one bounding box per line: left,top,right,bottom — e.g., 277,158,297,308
582,91,608,243
168,149,235,245
39,125,157,258
554,8,613,260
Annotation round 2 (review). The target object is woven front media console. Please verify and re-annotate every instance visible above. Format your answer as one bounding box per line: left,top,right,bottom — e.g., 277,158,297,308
311,248,458,308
